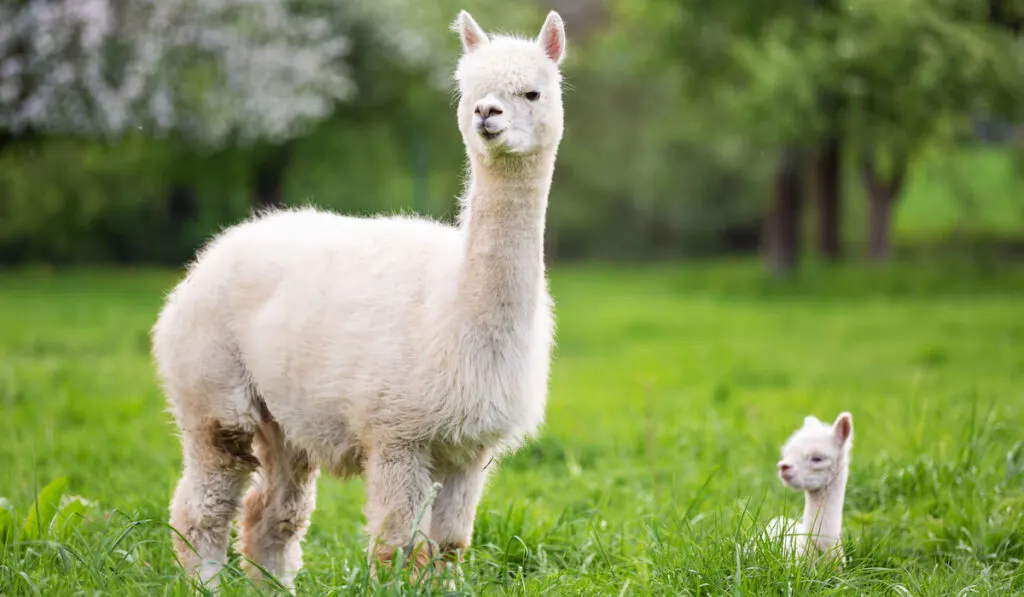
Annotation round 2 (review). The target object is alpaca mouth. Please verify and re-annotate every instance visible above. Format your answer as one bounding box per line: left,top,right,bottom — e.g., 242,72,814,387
476,119,505,141
479,128,503,141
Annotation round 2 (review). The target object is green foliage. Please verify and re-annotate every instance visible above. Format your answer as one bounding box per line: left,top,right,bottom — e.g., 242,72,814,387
20,477,69,542
0,137,252,264
0,0,1021,265
0,138,163,263
0,477,91,547
548,31,774,260
2,263,1024,593
612,0,1024,151
0,128,1018,265
0,499,15,545
833,0,1024,151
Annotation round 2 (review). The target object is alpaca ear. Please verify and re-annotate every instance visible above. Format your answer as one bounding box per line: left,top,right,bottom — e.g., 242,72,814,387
455,10,489,53
537,11,566,65
833,412,853,444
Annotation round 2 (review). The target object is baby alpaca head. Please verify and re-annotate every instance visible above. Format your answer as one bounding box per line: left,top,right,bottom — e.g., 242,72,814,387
777,412,853,492
453,10,566,161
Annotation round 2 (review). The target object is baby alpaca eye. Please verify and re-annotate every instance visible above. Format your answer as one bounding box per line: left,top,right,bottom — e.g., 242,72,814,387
810,455,826,464
524,91,540,101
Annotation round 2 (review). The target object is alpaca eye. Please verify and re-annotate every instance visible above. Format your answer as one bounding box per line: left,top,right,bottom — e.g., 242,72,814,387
524,91,540,101
810,455,825,464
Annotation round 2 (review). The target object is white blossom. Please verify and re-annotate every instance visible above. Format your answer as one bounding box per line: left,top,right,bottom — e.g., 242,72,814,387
0,0,360,145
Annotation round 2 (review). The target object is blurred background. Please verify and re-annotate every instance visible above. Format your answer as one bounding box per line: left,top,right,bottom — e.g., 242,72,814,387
1,6,1023,592
0,0,1021,274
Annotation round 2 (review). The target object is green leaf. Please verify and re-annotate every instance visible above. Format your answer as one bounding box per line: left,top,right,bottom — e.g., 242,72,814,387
21,477,68,542
52,497,88,540
0,497,16,545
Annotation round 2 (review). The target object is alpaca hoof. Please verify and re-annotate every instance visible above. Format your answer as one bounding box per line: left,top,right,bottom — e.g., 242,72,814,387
370,542,464,590
369,542,432,576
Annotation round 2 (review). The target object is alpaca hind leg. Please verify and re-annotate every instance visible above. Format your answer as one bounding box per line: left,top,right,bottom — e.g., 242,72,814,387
238,419,319,591
363,446,435,574
169,420,258,588
429,452,491,574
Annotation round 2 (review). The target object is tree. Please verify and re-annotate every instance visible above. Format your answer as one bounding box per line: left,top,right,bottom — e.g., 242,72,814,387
815,134,843,261
858,151,908,261
0,1,356,144
837,0,1024,259
813,0,845,262
0,0,480,208
0,0,353,212
763,147,806,276
604,0,833,274
609,0,1024,268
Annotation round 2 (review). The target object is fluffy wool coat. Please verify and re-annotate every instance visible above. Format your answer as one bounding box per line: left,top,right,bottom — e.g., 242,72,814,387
764,412,854,562
151,10,568,589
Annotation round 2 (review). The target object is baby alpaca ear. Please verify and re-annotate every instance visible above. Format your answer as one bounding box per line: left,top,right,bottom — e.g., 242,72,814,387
537,11,566,65
455,10,489,53
833,412,853,444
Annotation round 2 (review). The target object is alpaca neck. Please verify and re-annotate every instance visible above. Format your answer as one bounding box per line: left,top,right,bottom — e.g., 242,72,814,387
455,153,552,330
802,463,848,549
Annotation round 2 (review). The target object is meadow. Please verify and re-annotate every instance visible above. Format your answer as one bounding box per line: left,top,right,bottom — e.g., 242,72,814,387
1,260,1023,595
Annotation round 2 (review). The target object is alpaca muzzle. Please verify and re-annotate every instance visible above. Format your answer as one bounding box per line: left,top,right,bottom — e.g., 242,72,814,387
476,116,506,139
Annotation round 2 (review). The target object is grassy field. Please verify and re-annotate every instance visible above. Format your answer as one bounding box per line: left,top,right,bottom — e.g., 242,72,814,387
894,148,1023,238
2,261,1024,595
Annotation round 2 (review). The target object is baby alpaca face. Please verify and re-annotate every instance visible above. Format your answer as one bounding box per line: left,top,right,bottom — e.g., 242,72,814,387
454,11,566,159
777,412,853,492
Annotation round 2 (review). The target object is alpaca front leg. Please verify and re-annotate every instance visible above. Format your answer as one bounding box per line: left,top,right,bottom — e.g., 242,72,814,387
429,455,491,564
363,446,435,573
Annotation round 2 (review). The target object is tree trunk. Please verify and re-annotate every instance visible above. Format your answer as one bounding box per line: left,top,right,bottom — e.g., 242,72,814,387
168,184,197,223
813,0,844,262
988,0,1023,34
859,152,908,262
815,136,842,261
763,147,805,276
253,142,294,210
866,191,892,261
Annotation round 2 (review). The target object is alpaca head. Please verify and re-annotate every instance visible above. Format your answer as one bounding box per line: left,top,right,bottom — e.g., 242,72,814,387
776,412,853,492
453,10,566,161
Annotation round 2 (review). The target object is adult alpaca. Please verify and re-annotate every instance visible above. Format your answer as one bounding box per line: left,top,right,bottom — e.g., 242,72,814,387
151,10,567,589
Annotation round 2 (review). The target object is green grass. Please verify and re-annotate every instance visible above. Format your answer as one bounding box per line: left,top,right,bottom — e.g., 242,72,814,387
2,261,1024,595
896,148,1023,237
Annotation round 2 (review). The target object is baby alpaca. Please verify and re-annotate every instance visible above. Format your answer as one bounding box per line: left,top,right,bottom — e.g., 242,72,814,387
151,10,568,591
764,412,853,562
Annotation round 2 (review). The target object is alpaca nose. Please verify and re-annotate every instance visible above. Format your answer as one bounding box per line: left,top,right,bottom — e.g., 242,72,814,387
778,462,792,474
474,101,503,119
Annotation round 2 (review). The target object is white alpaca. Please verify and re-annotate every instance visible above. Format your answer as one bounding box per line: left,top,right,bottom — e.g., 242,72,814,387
151,10,568,590
763,412,853,562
